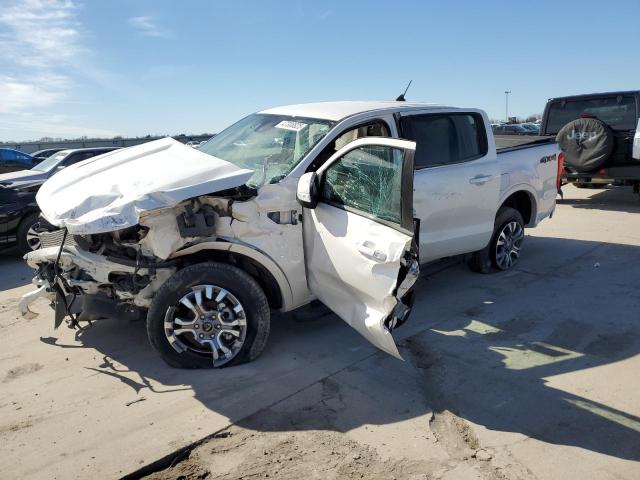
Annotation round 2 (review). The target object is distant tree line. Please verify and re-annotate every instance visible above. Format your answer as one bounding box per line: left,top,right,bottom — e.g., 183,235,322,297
0,133,216,145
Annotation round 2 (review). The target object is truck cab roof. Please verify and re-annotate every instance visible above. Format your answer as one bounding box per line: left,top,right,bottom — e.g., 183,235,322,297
259,101,450,121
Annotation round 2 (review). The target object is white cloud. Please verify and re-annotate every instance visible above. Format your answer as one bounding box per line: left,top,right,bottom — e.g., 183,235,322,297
0,0,83,67
0,75,70,114
128,15,168,38
319,10,333,20
0,0,121,139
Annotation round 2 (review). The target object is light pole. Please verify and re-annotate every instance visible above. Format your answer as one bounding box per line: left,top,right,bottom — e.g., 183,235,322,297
505,90,511,122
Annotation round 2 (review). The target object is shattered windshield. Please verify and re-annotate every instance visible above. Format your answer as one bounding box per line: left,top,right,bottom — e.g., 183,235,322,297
31,151,69,172
198,114,335,187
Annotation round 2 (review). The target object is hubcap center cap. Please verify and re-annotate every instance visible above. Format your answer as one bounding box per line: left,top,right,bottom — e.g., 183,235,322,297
202,322,213,332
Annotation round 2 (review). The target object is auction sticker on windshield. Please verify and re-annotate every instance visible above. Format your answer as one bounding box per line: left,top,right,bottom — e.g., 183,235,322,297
275,120,308,131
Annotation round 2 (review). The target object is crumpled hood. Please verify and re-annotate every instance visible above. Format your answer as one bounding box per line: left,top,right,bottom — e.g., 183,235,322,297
37,137,254,234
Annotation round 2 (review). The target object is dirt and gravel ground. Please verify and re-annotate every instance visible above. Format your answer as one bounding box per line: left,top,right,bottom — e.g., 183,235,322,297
1,185,639,480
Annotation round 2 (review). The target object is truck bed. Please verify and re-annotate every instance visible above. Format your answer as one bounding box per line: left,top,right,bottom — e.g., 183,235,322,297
494,137,560,227
495,135,555,153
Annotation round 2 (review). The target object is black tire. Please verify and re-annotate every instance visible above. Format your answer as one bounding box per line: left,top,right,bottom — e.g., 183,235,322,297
490,207,525,271
575,182,608,189
556,118,614,173
17,212,43,255
147,262,270,369
466,247,492,274
468,207,525,273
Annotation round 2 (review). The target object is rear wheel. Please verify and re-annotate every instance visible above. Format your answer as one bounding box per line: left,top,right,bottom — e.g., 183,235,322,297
468,207,525,273
491,207,525,271
147,262,270,368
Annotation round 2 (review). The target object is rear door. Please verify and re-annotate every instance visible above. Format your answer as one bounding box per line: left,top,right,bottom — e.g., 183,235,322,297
300,138,419,358
398,112,500,263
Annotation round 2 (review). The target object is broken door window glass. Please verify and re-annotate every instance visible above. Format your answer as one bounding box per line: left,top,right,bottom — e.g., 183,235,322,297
321,146,404,224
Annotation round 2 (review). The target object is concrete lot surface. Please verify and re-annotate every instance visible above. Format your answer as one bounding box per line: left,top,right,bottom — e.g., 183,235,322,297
1,185,639,479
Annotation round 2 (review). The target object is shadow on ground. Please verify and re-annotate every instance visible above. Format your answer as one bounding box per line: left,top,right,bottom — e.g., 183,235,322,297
559,185,640,213
34,233,640,464
0,249,33,290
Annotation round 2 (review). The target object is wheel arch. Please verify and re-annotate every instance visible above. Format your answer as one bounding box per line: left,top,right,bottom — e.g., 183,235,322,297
498,187,537,227
169,241,293,311
11,206,39,232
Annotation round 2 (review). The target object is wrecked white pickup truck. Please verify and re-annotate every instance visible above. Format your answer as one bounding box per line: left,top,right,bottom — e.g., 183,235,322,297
21,101,562,368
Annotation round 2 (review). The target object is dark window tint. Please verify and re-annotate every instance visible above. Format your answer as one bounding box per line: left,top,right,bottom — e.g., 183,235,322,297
546,96,637,134
64,152,95,166
452,115,483,158
400,114,486,168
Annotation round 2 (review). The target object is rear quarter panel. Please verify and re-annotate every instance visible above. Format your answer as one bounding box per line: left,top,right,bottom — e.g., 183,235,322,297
497,142,560,226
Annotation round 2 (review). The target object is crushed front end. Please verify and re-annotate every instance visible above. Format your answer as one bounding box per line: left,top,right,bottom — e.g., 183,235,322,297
21,225,178,328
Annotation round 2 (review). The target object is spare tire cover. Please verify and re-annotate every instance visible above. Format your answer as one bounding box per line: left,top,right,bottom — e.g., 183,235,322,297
556,118,614,172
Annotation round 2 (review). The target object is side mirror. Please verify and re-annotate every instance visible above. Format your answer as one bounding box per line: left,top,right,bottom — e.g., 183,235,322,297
296,172,319,209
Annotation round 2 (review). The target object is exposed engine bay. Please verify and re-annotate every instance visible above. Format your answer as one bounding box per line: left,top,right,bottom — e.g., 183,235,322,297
20,182,307,328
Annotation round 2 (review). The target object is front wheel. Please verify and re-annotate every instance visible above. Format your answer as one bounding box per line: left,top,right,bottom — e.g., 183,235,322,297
147,262,270,368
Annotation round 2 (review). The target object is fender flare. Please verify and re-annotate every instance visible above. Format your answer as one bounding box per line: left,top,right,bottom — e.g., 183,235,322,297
498,184,539,227
169,241,294,311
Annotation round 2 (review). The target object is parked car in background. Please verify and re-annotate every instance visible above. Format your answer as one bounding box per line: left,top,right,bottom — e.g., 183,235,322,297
186,141,201,148
521,123,541,134
30,148,66,163
0,148,37,173
541,90,640,194
0,147,120,253
21,101,561,369
493,124,532,135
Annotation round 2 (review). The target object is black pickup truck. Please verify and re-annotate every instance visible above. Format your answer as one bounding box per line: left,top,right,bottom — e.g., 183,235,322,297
540,90,640,194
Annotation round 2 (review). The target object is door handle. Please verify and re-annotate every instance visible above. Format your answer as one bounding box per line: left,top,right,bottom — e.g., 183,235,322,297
469,174,493,185
356,242,388,262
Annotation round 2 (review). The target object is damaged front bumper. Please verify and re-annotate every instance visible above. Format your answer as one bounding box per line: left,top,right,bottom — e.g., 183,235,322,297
20,244,176,326
18,280,50,319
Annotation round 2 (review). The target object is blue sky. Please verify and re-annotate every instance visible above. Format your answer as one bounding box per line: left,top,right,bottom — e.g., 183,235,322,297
1,0,639,141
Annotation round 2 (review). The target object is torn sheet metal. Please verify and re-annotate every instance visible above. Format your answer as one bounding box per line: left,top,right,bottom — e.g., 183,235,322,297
36,137,254,235
25,246,175,308
139,209,196,260
304,206,413,359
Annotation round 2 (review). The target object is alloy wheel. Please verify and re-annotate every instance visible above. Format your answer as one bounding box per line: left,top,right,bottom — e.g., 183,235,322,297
495,221,524,270
25,223,43,251
164,285,247,367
